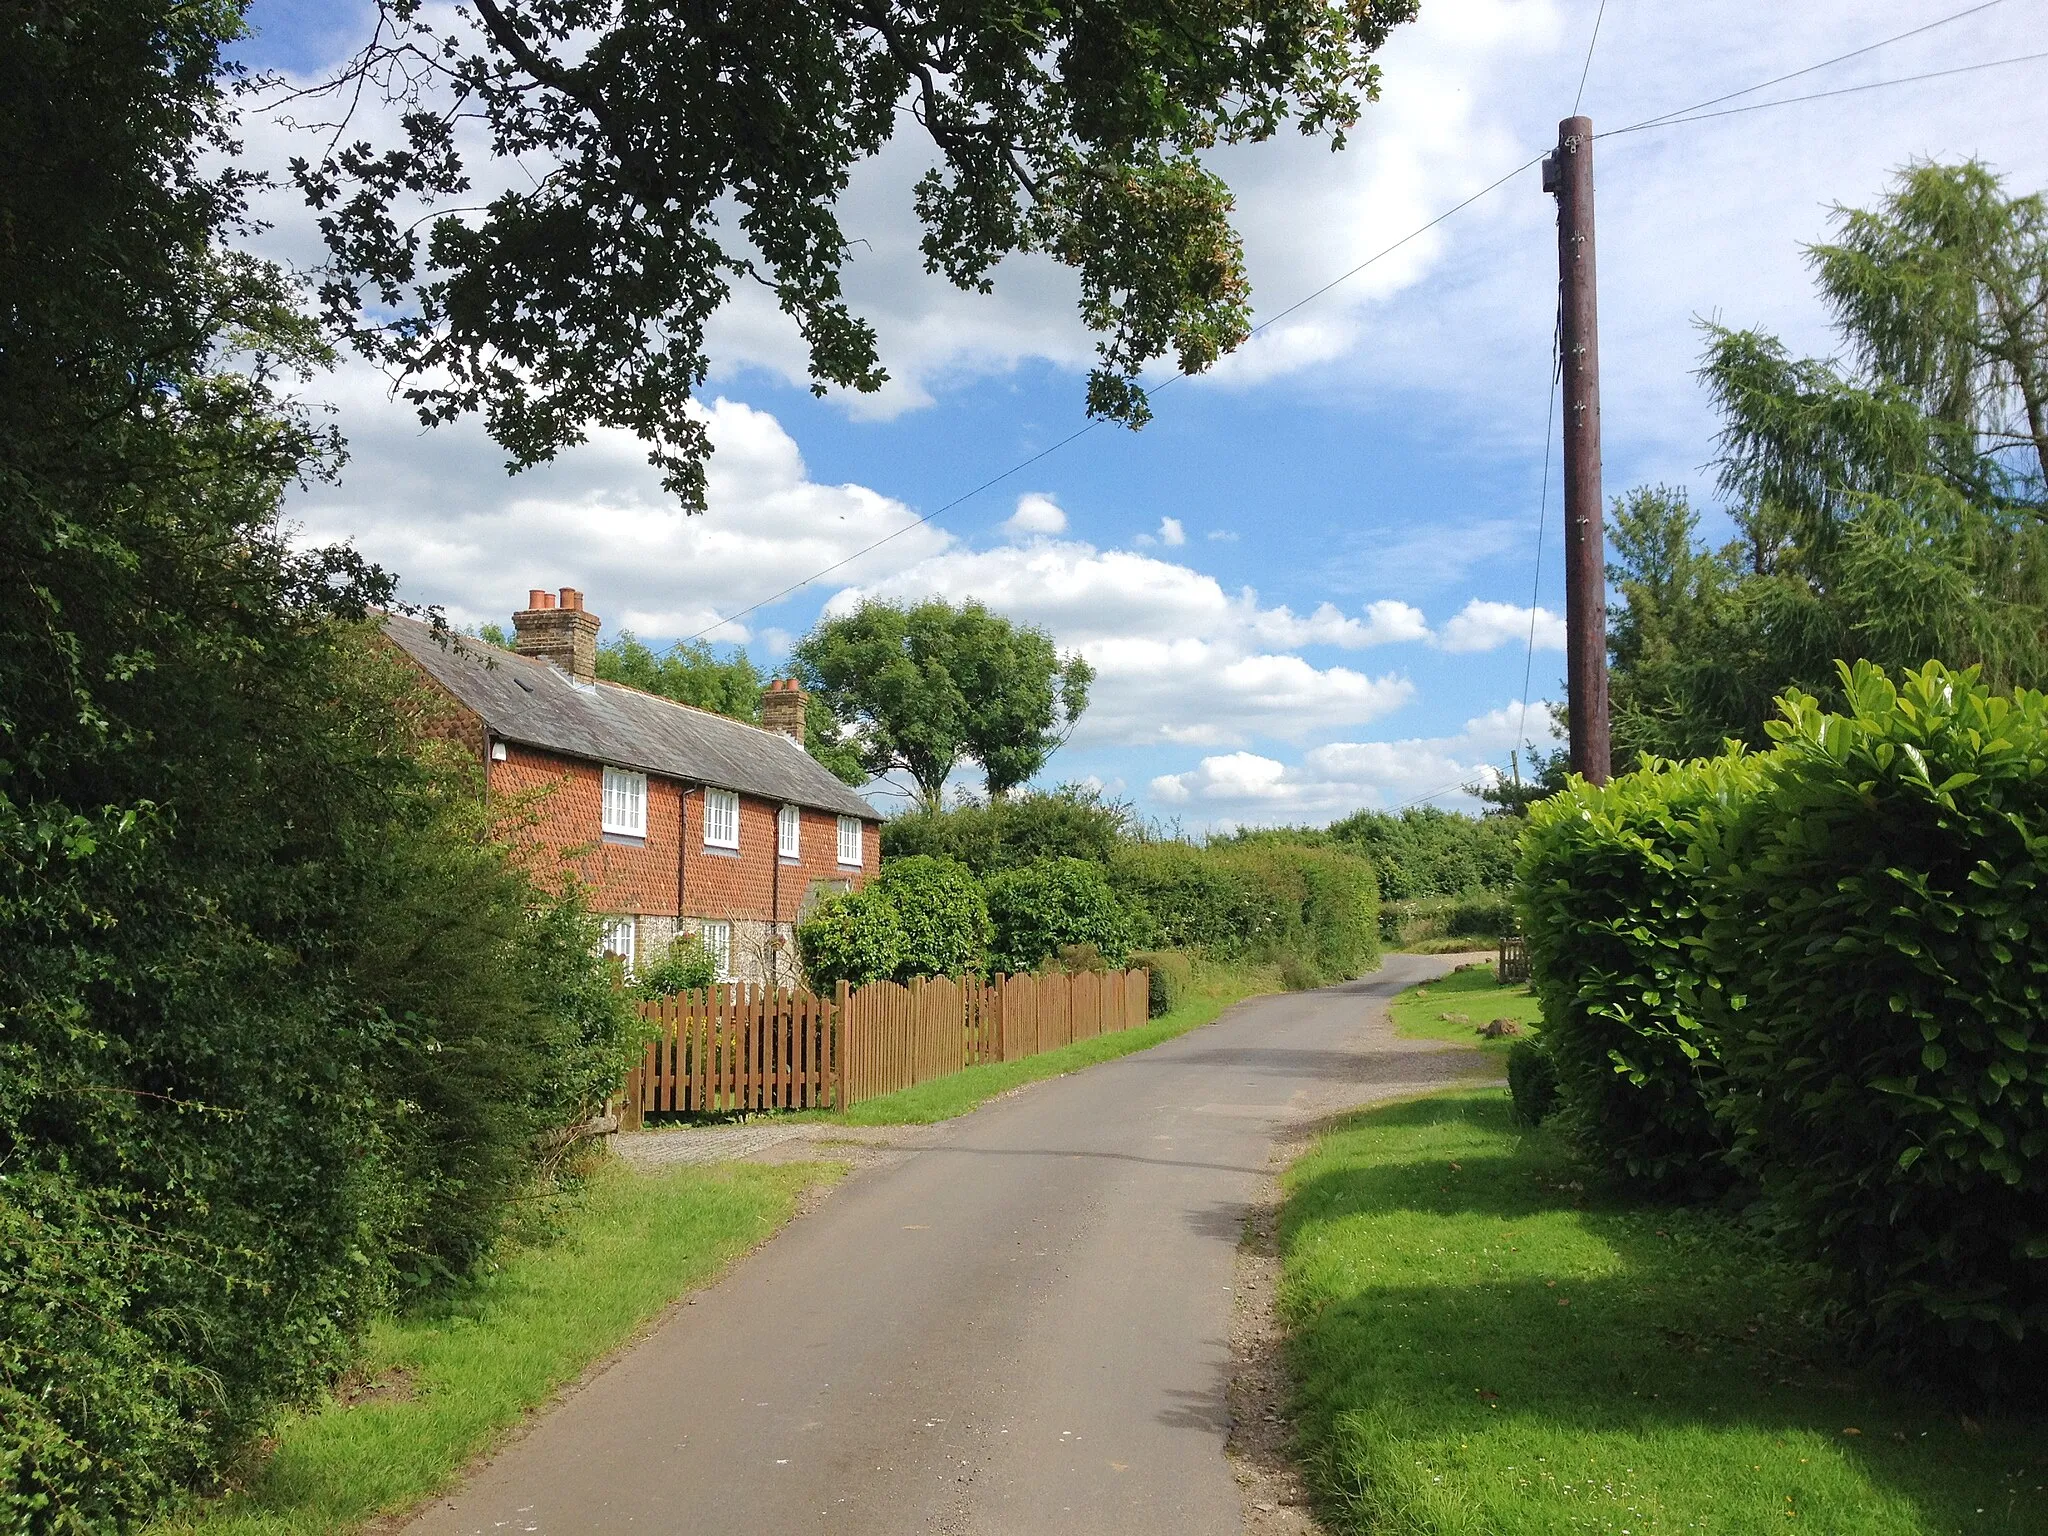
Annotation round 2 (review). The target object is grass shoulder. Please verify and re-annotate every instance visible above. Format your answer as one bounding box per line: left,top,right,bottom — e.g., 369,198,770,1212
783,959,1284,1127
160,1158,836,1536
1278,1090,2046,1535
1389,959,1542,1058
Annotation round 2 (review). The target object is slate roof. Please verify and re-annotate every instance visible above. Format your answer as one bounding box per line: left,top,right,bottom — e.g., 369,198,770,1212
383,613,879,821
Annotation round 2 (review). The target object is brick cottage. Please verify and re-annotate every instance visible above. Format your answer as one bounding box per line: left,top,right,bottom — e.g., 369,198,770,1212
384,588,881,984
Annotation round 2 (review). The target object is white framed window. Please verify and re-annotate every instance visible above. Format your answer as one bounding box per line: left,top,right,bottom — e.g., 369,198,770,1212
599,916,637,976
837,815,863,868
700,920,732,981
778,803,801,860
601,766,647,838
703,787,740,850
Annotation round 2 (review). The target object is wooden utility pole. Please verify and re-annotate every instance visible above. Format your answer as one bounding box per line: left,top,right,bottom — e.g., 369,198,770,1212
1542,114,1611,784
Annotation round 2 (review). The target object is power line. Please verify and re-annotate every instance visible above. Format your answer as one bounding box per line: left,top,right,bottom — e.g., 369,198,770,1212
1600,49,2048,138
683,150,1547,643
681,0,2037,646
1517,295,1563,755
1573,0,1609,117
1603,0,2015,136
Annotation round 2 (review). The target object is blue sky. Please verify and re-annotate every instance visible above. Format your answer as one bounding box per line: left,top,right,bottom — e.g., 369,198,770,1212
239,0,2048,826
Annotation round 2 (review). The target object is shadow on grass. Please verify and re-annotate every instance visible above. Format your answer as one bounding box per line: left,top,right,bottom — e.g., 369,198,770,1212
1279,1093,2048,1536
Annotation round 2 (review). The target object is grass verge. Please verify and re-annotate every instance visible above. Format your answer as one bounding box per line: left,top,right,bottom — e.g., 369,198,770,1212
794,959,1281,1126
1390,960,1542,1058
1280,1090,2046,1535
161,1159,835,1536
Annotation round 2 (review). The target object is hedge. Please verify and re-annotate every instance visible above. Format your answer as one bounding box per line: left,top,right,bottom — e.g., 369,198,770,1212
1526,661,2048,1388
1517,751,1763,1195
1112,840,1380,983
1703,662,2048,1387
873,855,989,979
985,858,1132,974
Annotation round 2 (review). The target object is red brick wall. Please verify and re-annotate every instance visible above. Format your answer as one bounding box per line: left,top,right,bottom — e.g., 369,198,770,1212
491,744,876,923
491,746,682,916
679,794,876,922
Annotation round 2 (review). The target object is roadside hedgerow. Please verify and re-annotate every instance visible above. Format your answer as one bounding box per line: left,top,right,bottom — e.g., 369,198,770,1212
1703,662,2048,1389
985,857,1131,973
873,855,989,979
794,887,904,990
1517,751,1764,1195
1131,949,1193,1016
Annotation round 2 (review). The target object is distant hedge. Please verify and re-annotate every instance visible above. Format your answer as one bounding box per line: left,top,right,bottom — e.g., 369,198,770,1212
985,857,1131,974
1110,840,1379,983
1524,662,2048,1389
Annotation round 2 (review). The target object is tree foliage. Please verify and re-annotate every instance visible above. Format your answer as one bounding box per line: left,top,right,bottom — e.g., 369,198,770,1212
985,857,1131,973
795,597,1092,804
282,0,1419,507
0,6,636,1522
1611,163,2048,758
1319,805,1521,897
881,785,1129,872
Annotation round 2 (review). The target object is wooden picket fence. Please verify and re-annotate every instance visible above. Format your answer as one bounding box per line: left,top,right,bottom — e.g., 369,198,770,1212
618,967,1150,1126
1497,933,1530,984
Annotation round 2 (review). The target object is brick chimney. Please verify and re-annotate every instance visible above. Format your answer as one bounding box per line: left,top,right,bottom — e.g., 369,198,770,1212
761,678,807,742
511,586,601,684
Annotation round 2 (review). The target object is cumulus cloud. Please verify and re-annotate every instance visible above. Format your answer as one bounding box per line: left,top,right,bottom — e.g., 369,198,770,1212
1150,700,1562,823
284,382,948,642
824,538,1422,746
1437,599,1566,654
1005,492,1068,537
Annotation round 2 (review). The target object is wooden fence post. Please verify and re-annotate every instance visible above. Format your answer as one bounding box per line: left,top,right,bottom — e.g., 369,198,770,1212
834,978,852,1110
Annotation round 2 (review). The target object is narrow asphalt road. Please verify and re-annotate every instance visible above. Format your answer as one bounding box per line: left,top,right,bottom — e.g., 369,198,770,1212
406,955,1477,1536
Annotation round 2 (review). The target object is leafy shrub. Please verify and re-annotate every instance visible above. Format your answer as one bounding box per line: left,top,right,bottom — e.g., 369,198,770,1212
1518,751,1764,1194
1053,942,1109,973
985,857,1131,973
1212,842,1381,983
1132,948,1193,1016
874,854,990,978
794,887,904,990
1378,902,1406,942
1441,890,1517,938
630,933,718,997
1322,804,1521,898
1279,952,1322,991
1109,840,1269,954
1702,663,2048,1387
1507,1038,1560,1125
881,786,1128,875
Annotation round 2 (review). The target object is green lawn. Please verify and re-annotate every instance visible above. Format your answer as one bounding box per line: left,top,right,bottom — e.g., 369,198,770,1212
161,1160,834,1536
789,961,1281,1126
1390,960,1543,1058
1280,1091,2046,1535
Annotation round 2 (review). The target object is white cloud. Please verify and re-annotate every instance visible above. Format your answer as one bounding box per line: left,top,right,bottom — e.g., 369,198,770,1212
1159,516,1186,547
1005,492,1068,537
824,539,1420,747
284,381,948,643
1150,699,1563,824
1207,529,1239,542
1437,599,1565,654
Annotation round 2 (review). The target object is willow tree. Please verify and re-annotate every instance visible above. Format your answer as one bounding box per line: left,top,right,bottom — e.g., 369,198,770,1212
284,0,1419,509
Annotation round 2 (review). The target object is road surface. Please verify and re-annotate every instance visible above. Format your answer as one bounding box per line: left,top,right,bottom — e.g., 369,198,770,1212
406,955,1476,1536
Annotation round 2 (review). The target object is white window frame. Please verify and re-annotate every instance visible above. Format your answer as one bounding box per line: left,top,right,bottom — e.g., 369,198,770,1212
703,787,740,850
837,814,864,868
777,803,801,860
601,766,647,838
599,916,637,977
700,920,733,981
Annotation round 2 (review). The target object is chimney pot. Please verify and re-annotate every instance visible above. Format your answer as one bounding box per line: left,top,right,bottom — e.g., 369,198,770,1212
528,588,549,610
559,587,582,611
